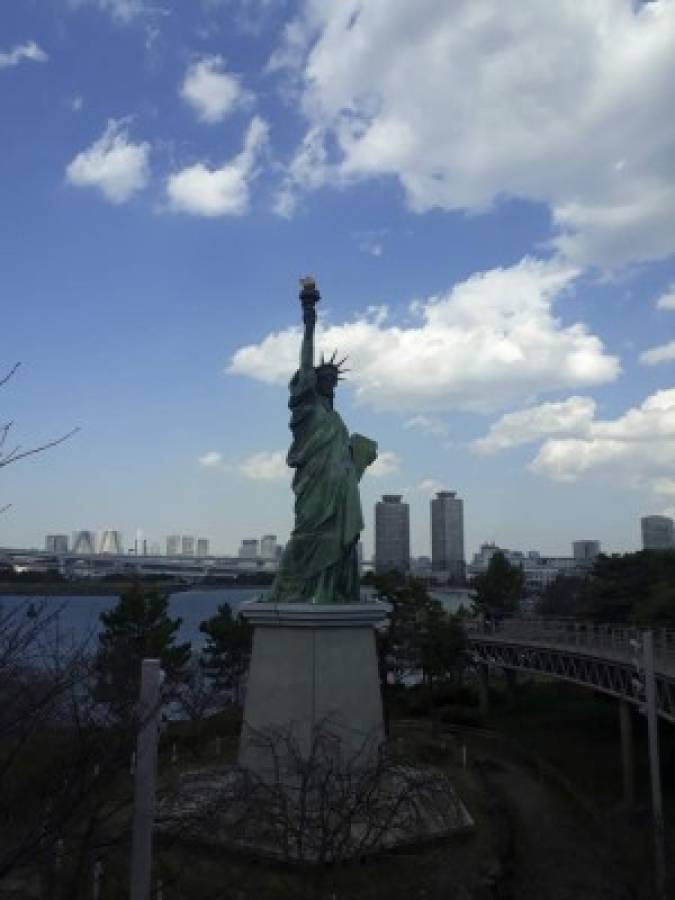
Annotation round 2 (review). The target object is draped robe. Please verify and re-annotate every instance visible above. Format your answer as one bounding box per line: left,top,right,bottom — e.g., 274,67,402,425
269,366,373,604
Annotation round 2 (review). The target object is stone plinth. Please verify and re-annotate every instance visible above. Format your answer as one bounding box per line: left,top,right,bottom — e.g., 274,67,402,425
238,601,389,778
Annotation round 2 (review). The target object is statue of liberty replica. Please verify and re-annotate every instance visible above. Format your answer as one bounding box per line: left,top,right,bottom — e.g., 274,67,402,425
239,276,388,775
270,275,377,604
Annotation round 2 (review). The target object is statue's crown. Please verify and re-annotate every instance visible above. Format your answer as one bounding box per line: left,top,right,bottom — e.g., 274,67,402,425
316,349,349,381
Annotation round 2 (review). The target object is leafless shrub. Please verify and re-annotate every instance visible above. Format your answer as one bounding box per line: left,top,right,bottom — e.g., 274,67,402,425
0,601,139,896
158,719,472,867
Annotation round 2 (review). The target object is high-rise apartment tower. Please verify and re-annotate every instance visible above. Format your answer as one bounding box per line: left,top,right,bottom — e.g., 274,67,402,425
260,535,278,559
374,495,410,574
641,516,674,550
431,491,465,580
72,530,97,554
573,540,601,564
239,539,259,559
45,534,69,554
99,530,124,555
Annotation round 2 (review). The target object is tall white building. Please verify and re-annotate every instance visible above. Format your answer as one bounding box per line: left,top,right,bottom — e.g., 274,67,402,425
72,530,97,554
166,535,181,556
181,536,195,556
431,491,465,580
99,530,124,555
196,538,210,556
641,516,674,550
260,534,278,559
45,534,68,553
573,540,601,565
239,539,259,559
375,495,410,574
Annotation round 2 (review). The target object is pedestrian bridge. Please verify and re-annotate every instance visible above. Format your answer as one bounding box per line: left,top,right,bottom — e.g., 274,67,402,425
466,618,675,724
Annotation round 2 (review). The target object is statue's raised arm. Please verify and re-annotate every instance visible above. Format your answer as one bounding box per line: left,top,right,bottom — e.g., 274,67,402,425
299,276,319,371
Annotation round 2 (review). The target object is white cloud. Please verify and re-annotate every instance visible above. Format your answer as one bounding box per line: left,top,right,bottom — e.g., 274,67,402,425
404,415,448,438
198,450,224,468
180,55,250,123
239,450,288,481
166,115,268,216
0,41,48,69
272,0,675,269
228,257,619,412
474,396,597,454
656,284,675,311
416,479,444,495
66,119,150,203
651,478,675,498
69,95,84,112
530,388,675,496
69,0,150,23
639,341,675,367
353,229,386,257
368,450,400,478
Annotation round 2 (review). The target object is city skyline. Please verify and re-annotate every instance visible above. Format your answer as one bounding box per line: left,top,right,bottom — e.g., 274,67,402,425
29,507,672,561
1,2,674,560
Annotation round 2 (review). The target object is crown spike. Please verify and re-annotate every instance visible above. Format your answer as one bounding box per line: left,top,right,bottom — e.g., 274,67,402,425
329,349,338,364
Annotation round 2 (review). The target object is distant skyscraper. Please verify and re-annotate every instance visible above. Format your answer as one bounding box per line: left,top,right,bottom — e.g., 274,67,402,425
573,540,601,564
72,530,97,554
181,535,195,556
45,534,68,554
431,491,465,579
196,538,209,556
260,534,277,559
641,516,674,550
99,530,124,555
375,495,410,574
239,539,259,559
166,535,181,556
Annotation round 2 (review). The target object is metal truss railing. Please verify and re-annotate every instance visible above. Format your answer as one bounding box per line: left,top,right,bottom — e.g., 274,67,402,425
466,618,675,723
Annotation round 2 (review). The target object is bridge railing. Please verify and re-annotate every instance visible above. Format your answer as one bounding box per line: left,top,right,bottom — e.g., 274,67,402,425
465,617,675,670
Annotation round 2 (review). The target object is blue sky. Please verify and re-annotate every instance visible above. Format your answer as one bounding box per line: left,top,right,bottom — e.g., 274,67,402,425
1,0,675,559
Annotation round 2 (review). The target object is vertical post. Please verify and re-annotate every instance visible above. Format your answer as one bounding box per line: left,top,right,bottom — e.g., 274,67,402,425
618,699,635,809
504,669,517,712
130,659,161,900
92,859,103,900
478,663,489,717
643,631,667,898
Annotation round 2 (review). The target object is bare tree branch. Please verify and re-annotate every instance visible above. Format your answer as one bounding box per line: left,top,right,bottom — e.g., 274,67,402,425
0,427,80,468
0,363,20,391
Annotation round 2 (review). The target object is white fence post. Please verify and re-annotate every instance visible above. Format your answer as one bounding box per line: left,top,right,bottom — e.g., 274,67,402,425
130,659,161,900
643,631,667,899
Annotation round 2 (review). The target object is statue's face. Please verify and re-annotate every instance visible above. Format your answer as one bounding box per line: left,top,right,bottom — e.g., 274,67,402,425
316,370,337,400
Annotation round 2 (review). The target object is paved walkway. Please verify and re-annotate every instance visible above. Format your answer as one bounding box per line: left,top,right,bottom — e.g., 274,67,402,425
480,755,638,900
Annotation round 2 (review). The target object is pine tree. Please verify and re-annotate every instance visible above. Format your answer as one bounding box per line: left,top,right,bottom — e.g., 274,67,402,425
199,603,252,706
95,583,191,717
471,551,524,619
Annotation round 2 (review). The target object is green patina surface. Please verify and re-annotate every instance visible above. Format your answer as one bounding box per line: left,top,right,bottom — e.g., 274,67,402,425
269,280,377,604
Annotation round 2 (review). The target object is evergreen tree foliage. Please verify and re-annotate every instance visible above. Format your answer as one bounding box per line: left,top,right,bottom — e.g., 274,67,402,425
584,550,675,624
95,583,191,716
199,603,252,706
470,551,524,618
536,574,588,618
371,575,467,733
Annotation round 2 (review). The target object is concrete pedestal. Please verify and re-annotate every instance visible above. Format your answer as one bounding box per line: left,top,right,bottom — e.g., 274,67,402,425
238,602,389,778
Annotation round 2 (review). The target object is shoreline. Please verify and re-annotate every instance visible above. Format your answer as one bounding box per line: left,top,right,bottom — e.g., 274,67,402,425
0,580,272,597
